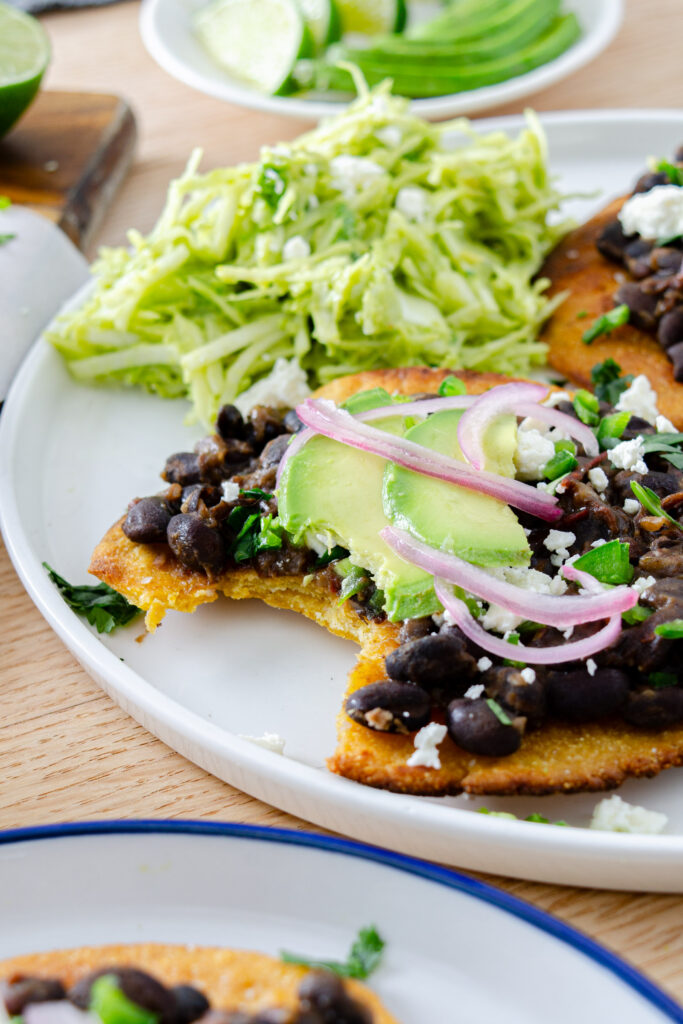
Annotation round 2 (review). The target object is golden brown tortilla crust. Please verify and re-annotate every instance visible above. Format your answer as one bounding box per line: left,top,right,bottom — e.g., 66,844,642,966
0,944,396,1022
542,195,683,429
89,368,683,796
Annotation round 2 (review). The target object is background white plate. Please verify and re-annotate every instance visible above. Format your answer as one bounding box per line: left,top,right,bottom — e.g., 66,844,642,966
139,0,623,121
1,822,682,1023
2,111,683,892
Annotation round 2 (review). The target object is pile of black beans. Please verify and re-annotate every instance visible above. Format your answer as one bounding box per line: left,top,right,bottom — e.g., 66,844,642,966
596,145,683,379
1,966,372,1024
122,403,312,579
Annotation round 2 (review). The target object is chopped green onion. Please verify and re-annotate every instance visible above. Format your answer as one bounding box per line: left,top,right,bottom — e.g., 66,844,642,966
337,564,370,604
342,387,393,414
90,975,158,1024
576,310,588,319
582,304,630,345
655,159,683,186
543,449,577,480
0,233,15,246
597,411,632,450
0,195,10,209
554,438,576,455
648,671,679,688
573,540,633,586
573,389,600,426
622,605,654,626
630,480,683,532
438,375,467,397
654,619,683,639
486,698,512,726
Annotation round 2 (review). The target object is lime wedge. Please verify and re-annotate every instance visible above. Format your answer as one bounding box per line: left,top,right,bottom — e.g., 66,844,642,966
299,0,341,50
195,0,314,95
0,0,50,137
335,0,406,34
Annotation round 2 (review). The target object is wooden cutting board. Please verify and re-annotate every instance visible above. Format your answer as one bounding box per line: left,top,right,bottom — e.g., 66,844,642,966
0,90,136,251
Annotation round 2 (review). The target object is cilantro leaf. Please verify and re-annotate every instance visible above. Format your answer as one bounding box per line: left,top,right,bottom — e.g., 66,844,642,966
630,480,683,532
43,562,141,633
239,487,274,501
582,304,630,345
337,564,370,605
281,926,385,980
591,358,634,406
654,619,683,639
314,545,349,568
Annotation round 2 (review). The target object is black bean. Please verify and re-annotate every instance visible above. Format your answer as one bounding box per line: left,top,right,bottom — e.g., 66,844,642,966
622,688,683,729
650,247,683,275
246,405,285,448
167,513,228,576
122,496,173,544
546,668,629,722
397,617,435,644
658,308,683,350
162,451,201,486
171,984,210,1023
596,219,630,263
3,977,66,1015
633,170,670,194
259,433,291,469
446,698,522,757
669,340,683,381
345,680,431,733
299,970,371,1024
180,484,224,514
179,1013,246,1024
283,409,304,433
216,404,247,441
385,629,476,690
486,666,546,727
70,968,175,1021
614,282,658,330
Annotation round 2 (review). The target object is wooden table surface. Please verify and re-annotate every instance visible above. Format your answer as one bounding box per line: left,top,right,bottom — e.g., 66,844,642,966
2,0,683,1008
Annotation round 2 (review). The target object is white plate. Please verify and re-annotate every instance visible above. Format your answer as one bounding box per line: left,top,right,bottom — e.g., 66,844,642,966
139,0,623,121
2,111,683,893
1,821,682,1023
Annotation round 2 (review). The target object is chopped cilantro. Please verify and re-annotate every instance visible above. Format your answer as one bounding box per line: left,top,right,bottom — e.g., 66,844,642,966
314,545,349,568
486,698,512,726
654,619,683,639
239,487,274,501
573,540,633,586
337,564,370,604
591,358,634,406
630,480,683,532
640,433,683,472
43,562,141,634
478,807,568,826
227,506,284,562
655,159,683,186
281,926,385,980
438,375,467,397
648,671,679,688
582,304,630,345
576,310,588,319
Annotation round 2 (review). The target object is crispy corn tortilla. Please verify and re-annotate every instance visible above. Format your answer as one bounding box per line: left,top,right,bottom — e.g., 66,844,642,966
0,943,395,1021
89,368,683,796
541,195,683,429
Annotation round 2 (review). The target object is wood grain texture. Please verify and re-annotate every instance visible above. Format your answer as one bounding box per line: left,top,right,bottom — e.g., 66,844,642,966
1,0,682,1008
0,90,136,249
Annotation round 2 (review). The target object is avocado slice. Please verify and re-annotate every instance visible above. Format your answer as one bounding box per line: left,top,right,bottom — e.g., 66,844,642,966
383,409,531,568
278,413,441,622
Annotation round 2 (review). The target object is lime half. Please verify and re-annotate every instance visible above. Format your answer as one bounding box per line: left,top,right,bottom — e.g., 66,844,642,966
195,0,313,95
298,0,341,50
0,0,50,137
335,0,406,35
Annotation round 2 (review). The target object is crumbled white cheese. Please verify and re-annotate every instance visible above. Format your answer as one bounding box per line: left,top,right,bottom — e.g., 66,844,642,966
520,668,536,684
619,184,683,241
476,657,493,673
615,374,660,425
608,435,648,475
407,722,448,769
486,565,568,596
481,603,523,634
514,427,555,480
375,124,402,148
543,390,571,408
222,480,240,502
563,626,574,640
589,794,668,834
656,414,676,433
395,186,429,222
234,357,311,415
591,538,607,548
588,467,609,493
633,574,656,597
543,530,577,567
282,234,311,261
330,155,386,196
586,658,597,677
623,498,641,515
239,732,286,755
465,683,485,700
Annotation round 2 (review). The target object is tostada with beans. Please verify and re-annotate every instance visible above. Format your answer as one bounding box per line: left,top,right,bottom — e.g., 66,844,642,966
0,939,394,1024
89,363,683,797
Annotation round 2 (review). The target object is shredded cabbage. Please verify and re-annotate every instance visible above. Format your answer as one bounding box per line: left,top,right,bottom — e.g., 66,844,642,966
48,82,570,427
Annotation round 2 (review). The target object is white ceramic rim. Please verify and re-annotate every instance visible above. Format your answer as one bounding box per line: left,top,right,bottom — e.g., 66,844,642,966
2,109,683,893
138,0,624,121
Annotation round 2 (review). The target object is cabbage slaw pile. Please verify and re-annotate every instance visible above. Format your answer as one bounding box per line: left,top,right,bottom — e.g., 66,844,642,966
48,81,569,427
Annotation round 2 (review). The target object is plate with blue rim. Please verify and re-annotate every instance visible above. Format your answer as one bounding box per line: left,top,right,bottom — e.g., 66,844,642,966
0,820,681,1023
